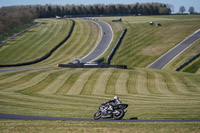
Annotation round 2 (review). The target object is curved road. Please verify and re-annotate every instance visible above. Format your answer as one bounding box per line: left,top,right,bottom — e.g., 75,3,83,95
147,29,200,69
0,19,113,73
80,18,113,63
0,113,200,122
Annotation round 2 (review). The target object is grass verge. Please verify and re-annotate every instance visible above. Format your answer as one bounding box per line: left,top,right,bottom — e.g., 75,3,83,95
165,39,200,73
0,67,199,120
100,15,200,68
0,22,37,41
0,120,200,133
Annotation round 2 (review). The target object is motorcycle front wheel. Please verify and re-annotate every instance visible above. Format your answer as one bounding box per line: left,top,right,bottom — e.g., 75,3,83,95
113,109,125,120
94,111,101,120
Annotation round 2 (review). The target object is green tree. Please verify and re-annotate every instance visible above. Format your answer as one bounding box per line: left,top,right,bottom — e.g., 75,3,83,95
179,6,186,14
188,6,195,14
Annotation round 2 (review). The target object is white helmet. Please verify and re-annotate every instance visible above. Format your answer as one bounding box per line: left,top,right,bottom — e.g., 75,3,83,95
113,96,118,100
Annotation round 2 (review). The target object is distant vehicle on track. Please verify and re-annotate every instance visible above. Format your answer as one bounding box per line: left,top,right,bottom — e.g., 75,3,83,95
56,16,62,19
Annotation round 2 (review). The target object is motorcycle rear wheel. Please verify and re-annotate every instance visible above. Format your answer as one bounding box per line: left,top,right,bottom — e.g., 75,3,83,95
94,111,101,120
113,109,125,120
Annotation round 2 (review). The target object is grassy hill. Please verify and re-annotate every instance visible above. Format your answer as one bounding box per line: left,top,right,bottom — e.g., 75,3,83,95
100,15,200,69
0,19,72,65
0,18,101,66
0,16,200,132
0,67,199,120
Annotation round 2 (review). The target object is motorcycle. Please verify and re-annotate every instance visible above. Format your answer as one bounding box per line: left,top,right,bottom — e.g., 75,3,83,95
94,103,128,120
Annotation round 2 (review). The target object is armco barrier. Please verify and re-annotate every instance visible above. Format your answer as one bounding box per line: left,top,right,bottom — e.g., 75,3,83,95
58,63,127,69
107,28,127,64
94,57,104,64
0,19,75,67
175,53,200,71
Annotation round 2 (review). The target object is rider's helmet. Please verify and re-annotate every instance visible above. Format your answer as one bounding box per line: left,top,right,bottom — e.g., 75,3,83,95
113,96,119,100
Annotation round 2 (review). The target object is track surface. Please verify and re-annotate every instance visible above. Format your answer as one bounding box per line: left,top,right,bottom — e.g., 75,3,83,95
147,29,200,69
0,66,53,73
81,18,113,63
0,113,200,122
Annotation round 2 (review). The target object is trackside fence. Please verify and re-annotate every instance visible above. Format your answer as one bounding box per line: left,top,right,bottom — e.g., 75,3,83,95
58,63,127,69
0,19,75,67
175,53,200,71
107,28,127,64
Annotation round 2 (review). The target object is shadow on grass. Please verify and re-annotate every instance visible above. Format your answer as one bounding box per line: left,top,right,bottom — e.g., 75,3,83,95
129,117,138,120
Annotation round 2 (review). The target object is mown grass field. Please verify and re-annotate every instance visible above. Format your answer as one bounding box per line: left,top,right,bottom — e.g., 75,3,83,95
0,68,200,120
0,18,100,66
0,22,37,41
0,16,200,132
0,19,72,65
0,121,200,133
0,67,200,132
37,18,101,66
100,15,200,68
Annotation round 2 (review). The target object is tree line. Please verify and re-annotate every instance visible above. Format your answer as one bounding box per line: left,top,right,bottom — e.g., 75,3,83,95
36,3,171,18
179,6,196,14
0,6,37,34
0,3,171,34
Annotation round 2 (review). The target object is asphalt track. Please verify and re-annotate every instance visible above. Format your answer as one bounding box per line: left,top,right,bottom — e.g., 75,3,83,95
147,29,200,69
80,18,113,63
0,66,53,73
0,113,200,122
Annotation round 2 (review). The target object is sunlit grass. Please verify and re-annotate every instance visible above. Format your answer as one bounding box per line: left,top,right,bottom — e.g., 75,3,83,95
0,67,200,120
100,15,200,68
0,121,200,133
0,19,72,65
0,15,200,132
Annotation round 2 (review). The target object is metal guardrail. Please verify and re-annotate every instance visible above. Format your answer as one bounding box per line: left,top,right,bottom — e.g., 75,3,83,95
175,53,200,71
107,28,127,64
58,63,127,69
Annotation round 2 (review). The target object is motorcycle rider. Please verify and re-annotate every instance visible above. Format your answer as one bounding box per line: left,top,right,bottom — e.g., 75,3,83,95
103,96,122,111
94,96,128,120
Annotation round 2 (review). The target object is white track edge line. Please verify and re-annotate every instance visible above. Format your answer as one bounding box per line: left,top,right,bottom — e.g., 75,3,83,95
80,19,113,62
80,19,103,60
163,37,200,69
